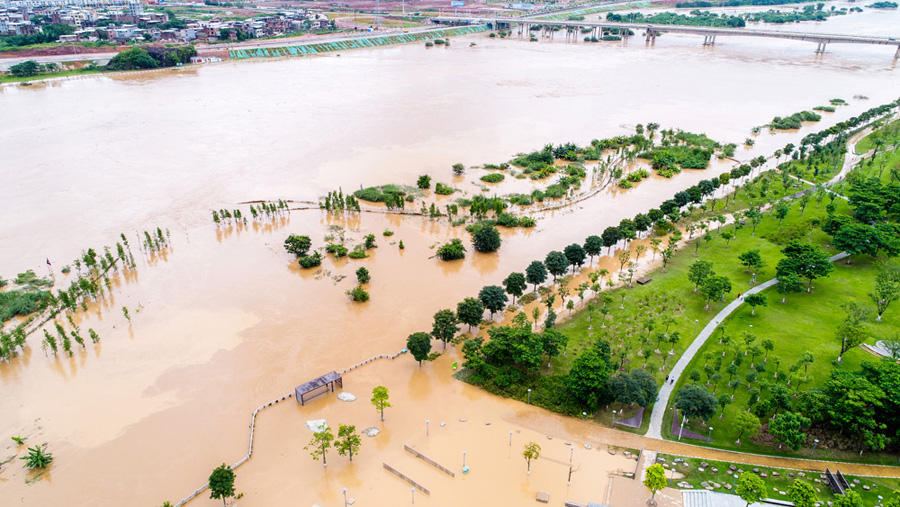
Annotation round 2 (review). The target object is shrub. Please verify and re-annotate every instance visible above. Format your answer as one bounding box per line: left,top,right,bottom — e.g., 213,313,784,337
496,212,520,228
348,249,368,259
346,285,369,302
356,267,371,284
437,238,466,260
472,224,502,252
518,216,537,227
452,163,465,175
326,244,348,258
298,252,323,268
480,173,505,183
508,194,533,206
417,174,431,189
284,234,312,256
383,230,394,236
434,182,455,195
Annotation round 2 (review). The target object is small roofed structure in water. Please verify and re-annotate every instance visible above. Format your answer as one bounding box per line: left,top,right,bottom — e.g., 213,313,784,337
294,371,343,405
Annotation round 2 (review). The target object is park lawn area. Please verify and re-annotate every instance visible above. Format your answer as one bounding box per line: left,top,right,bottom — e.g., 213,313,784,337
666,255,900,464
557,178,842,392
856,118,900,154
659,454,900,505
782,156,843,184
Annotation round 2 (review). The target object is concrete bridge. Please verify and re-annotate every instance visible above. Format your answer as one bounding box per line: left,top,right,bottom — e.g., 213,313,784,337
432,16,900,58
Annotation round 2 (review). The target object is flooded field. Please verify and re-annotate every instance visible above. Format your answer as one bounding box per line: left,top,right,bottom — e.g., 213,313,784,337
1,2,898,505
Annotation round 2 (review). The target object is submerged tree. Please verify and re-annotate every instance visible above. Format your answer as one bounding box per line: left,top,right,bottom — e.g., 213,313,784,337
208,463,236,506
336,424,362,462
522,441,541,474
305,425,334,466
371,385,392,421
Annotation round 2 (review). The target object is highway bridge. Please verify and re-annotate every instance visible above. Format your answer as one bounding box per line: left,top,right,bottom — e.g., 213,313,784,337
431,16,900,58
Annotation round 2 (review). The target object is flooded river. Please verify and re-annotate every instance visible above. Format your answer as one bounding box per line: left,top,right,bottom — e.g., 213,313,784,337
0,2,898,505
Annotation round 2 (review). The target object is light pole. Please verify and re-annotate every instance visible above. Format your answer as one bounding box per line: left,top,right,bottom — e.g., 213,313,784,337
411,487,415,504
462,450,467,467
811,438,820,457
343,488,348,507
678,414,685,441
527,388,532,404
611,409,617,427
694,319,699,334
509,431,513,446
569,446,574,463
707,426,713,444
582,411,587,420
426,419,430,436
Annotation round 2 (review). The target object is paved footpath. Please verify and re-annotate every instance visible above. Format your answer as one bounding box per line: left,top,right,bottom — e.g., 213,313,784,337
639,123,900,476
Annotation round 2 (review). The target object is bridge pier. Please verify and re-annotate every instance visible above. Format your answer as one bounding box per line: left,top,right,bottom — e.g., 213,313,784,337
702,35,716,46
815,41,827,53
895,45,899,59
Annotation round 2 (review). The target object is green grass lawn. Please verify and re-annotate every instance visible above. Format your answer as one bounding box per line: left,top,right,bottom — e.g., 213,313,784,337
557,174,828,392
659,453,900,504
0,67,104,84
856,118,900,154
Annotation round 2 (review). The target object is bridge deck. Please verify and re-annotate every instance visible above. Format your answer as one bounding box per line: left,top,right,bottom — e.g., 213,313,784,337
433,16,899,47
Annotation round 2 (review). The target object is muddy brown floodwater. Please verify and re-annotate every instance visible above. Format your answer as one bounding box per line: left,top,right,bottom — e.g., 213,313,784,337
1,2,898,505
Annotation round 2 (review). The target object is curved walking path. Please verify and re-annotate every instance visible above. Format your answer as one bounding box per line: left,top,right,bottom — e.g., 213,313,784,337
647,118,892,439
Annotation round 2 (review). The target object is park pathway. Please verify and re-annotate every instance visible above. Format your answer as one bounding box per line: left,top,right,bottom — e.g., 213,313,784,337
646,251,850,438
646,119,890,439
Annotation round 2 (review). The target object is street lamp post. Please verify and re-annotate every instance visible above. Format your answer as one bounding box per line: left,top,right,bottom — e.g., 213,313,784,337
811,438,820,457
426,419,430,436
611,409,617,427
527,388,532,404
509,430,513,446
343,487,348,507
462,450,467,467
411,487,415,504
582,411,587,420
694,319,699,334
707,426,713,444
678,414,685,441
570,446,574,462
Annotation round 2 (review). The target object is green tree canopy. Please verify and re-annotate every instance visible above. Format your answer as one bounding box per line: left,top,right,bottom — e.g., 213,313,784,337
336,424,361,461
608,369,658,407
675,384,718,421
544,250,569,281
106,47,159,70
371,385,391,421
775,241,834,292
502,272,527,305
768,411,810,450
305,425,334,466
472,224,502,252
525,260,548,291
479,285,509,319
583,235,603,264
457,297,484,330
788,479,818,507
284,234,312,256
432,309,458,349
564,243,586,272
566,343,613,411
688,260,715,292
406,332,432,367
208,463,236,506
734,412,760,444
736,472,768,507
745,293,767,315
643,463,667,504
